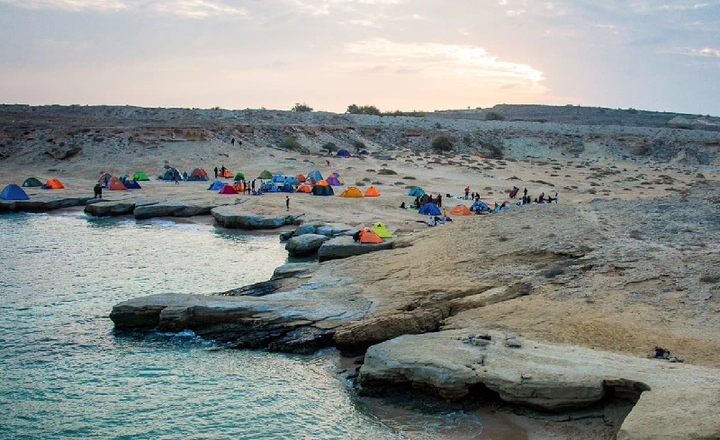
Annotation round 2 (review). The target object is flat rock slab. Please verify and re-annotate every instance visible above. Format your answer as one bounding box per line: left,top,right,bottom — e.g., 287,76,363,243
134,203,214,220
211,205,299,229
1,197,94,213
285,234,330,256
85,201,137,216
359,329,720,440
318,236,394,262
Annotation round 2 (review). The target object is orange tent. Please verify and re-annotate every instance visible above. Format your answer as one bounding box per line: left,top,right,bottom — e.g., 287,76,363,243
315,179,330,186
219,169,233,178
295,174,306,183
107,178,127,191
359,227,384,244
233,181,246,192
364,186,380,197
449,205,473,216
296,183,312,193
44,178,64,189
218,184,238,194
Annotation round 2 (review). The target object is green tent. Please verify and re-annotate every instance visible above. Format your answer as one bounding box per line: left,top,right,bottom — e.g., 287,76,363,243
133,171,150,181
22,177,43,187
257,170,273,179
234,172,245,181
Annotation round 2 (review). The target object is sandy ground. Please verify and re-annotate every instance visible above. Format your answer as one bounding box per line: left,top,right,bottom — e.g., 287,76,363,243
4,132,720,439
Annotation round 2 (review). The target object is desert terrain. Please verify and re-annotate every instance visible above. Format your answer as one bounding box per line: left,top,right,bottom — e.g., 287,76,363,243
2,104,720,439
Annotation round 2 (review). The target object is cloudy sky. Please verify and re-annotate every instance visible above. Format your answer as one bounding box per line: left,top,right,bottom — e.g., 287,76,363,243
1,0,719,115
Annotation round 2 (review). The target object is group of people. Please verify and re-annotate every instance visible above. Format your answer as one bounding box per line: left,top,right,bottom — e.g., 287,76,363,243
213,166,227,178
412,193,442,209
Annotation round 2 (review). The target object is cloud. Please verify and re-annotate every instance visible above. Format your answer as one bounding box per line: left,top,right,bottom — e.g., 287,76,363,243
0,0,248,18
0,0,129,11
344,38,545,84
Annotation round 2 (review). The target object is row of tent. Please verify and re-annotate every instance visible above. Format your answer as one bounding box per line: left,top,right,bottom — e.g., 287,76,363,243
98,172,142,190
1,177,65,200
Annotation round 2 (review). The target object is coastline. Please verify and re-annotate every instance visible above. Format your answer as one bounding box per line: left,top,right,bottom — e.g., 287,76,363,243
3,105,720,438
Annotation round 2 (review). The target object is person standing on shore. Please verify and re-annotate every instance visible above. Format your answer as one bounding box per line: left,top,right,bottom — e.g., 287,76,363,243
286,196,290,211
214,166,218,178
464,186,470,200
94,183,102,199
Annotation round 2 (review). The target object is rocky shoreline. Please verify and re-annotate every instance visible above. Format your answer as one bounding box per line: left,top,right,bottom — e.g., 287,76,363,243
4,103,720,439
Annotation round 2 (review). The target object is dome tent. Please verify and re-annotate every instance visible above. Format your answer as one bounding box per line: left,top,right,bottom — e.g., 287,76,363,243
188,168,209,181
364,186,380,197
208,180,224,190
258,170,273,179
22,177,43,187
339,187,363,197
133,171,150,181
407,186,425,197
1,184,29,200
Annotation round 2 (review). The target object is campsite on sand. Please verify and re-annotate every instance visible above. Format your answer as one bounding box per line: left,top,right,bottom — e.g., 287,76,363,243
3,104,720,439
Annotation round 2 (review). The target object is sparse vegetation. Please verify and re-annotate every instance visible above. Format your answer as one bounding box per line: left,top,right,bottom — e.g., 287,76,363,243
278,136,306,152
321,142,338,153
431,135,454,154
292,102,313,112
484,111,506,121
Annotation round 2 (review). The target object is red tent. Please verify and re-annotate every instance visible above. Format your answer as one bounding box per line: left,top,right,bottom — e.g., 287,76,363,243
218,184,238,194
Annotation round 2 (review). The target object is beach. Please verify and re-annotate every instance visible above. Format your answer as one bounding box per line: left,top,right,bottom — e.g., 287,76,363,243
3,104,720,438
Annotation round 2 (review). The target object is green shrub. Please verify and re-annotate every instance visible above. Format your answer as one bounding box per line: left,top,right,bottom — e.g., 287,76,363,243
346,104,381,116
279,137,304,151
292,103,313,112
431,135,454,154
321,142,338,153
484,111,506,121
353,140,366,151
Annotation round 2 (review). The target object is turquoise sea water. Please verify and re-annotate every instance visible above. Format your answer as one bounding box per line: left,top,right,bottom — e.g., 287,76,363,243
0,212,504,440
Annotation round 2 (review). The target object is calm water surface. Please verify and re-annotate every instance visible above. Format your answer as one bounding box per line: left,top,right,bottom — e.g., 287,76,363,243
0,212,505,439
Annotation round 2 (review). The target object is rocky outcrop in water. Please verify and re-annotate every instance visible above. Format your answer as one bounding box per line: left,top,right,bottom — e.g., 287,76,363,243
134,203,214,220
211,205,301,229
358,329,720,440
285,234,330,257
0,197,94,213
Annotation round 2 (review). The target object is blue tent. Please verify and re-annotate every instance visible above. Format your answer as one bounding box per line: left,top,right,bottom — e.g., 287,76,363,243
271,174,286,183
470,200,490,212
407,186,425,197
284,176,300,186
336,149,351,157
307,170,323,182
208,180,224,190
359,150,369,155
1,184,29,200
418,202,441,216
279,183,295,193
123,179,142,189
262,182,280,192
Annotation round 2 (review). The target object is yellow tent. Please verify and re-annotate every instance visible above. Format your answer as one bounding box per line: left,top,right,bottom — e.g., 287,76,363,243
372,221,391,238
339,187,363,198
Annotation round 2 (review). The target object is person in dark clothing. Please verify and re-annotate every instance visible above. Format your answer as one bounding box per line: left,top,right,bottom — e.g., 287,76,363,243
214,167,218,178
437,194,442,208
286,196,290,211
94,183,102,199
